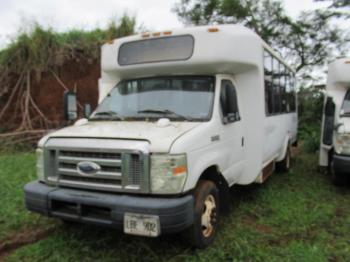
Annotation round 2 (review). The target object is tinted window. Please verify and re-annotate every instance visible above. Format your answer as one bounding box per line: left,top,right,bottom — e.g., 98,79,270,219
220,80,240,122
264,50,296,115
341,91,350,115
264,51,273,114
272,57,281,113
91,76,215,121
280,65,287,113
289,74,296,112
118,35,194,66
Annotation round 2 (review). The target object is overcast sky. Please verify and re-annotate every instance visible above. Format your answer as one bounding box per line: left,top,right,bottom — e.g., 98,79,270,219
0,0,334,49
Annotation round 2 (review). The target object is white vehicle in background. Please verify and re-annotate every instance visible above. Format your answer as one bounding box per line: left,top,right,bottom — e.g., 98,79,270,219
24,25,298,248
320,58,350,185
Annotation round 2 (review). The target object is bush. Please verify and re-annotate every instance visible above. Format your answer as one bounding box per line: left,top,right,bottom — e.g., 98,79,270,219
0,15,136,77
298,85,324,153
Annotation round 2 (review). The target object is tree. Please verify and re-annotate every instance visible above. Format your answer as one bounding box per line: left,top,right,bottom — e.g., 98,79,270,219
0,15,136,142
315,0,350,8
173,0,349,83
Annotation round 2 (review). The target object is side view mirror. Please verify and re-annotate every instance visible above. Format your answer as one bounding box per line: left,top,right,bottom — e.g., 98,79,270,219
223,112,240,124
322,97,336,145
63,91,77,121
84,104,92,118
325,97,335,117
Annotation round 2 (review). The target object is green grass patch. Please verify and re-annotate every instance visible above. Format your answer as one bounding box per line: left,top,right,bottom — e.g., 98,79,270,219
1,151,350,261
0,153,55,242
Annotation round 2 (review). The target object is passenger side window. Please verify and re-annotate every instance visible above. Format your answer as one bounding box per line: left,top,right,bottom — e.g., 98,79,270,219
264,49,296,115
264,51,273,115
220,80,240,123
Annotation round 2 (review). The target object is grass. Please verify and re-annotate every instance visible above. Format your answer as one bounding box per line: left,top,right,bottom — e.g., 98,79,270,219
0,153,55,242
0,150,349,261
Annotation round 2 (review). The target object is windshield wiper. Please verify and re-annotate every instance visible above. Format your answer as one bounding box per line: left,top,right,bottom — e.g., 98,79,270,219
90,111,124,121
137,109,192,121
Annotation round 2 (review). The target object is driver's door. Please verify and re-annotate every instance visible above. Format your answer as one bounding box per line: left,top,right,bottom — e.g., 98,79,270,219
219,78,245,185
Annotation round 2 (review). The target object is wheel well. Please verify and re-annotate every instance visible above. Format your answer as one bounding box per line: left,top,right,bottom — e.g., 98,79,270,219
197,166,230,214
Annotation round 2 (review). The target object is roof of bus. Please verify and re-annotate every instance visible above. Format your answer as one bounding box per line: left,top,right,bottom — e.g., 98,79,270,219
327,57,350,88
101,24,295,76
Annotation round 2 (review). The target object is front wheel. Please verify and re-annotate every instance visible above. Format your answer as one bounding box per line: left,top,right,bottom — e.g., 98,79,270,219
187,180,219,249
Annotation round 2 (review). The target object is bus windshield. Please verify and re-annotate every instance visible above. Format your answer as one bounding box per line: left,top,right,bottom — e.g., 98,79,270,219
90,76,215,122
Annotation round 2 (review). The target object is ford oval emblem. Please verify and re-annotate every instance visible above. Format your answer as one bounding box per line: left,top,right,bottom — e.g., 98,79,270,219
77,161,101,175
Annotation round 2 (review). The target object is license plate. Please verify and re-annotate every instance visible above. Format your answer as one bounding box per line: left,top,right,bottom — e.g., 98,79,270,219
124,213,160,237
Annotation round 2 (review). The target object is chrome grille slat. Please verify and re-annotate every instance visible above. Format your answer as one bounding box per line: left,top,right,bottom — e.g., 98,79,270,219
59,179,122,192
58,168,122,180
58,156,122,167
44,138,149,193
128,154,142,185
60,151,121,159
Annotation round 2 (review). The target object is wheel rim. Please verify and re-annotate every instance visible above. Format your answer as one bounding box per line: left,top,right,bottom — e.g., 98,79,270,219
201,194,217,238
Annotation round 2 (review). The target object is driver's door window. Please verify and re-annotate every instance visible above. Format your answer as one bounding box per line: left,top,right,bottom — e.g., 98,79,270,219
341,91,350,115
220,80,240,123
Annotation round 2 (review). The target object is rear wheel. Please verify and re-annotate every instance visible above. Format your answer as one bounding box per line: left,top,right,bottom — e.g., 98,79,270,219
187,180,219,249
276,146,291,172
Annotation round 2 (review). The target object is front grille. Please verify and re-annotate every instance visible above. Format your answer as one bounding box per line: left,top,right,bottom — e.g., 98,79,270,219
127,154,142,185
60,151,121,159
44,138,150,193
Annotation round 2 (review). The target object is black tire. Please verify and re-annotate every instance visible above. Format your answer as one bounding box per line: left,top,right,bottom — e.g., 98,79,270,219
331,171,347,186
187,180,219,249
329,159,347,186
276,147,291,173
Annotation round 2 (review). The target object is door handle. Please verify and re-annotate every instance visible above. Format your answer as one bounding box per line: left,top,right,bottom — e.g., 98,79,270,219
241,137,244,147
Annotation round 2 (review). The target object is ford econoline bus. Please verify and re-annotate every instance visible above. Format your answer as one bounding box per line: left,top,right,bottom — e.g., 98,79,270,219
24,25,298,248
320,58,350,185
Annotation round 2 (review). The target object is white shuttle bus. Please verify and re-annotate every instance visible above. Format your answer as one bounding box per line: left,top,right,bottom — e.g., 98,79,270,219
320,58,350,185
24,25,298,248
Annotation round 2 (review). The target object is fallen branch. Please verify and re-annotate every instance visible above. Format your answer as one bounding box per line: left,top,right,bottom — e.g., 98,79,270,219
0,68,9,86
50,69,83,109
0,72,24,120
50,69,68,91
0,130,47,138
29,95,50,123
2,135,43,145
18,71,33,131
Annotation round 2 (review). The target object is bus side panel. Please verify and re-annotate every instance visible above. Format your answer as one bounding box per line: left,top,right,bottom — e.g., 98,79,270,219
263,113,297,163
235,68,265,185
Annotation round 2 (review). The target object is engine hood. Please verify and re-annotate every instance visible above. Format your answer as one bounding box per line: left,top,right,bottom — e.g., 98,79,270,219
41,120,201,152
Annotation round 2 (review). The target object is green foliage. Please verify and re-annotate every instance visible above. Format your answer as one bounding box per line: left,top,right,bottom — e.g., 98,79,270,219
315,0,350,8
0,15,136,76
0,153,55,242
105,15,136,40
174,0,342,152
2,151,350,261
298,86,325,152
173,0,349,81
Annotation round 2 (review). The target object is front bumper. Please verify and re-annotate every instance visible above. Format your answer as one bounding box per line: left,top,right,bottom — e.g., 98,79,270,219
333,154,350,174
24,181,194,234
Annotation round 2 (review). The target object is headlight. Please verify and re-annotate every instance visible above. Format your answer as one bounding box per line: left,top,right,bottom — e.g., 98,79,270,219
151,154,188,194
36,148,44,181
335,133,350,155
